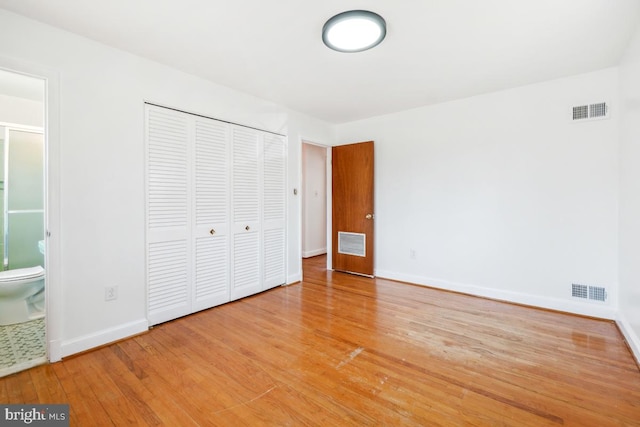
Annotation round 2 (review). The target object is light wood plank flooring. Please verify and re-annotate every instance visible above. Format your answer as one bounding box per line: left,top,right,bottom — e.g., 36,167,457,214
2,255,639,426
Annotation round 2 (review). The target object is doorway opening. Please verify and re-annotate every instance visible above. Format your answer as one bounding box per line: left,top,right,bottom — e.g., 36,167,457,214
301,142,328,261
0,68,47,377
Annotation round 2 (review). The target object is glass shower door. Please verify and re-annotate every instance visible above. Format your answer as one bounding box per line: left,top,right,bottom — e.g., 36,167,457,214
3,128,44,270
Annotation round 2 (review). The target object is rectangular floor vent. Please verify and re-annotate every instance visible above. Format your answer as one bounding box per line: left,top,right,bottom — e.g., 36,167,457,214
572,102,609,121
338,232,366,257
572,284,607,302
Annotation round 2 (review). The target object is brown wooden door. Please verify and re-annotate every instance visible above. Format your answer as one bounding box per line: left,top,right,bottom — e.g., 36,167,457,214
332,141,374,276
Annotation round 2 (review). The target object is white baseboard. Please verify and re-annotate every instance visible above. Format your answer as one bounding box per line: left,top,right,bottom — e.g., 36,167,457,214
60,319,148,358
302,248,327,258
616,313,640,365
48,340,62,362
287,273,302,285
376,269,617,320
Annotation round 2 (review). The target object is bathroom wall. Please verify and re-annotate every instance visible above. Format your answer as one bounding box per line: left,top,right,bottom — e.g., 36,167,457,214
0,93,43,128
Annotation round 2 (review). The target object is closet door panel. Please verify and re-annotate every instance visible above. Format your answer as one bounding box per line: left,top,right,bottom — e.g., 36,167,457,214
231,127,261,300
231,229,260,300
194,118,229,229
264,228,285,289
193,118,230,310
147,107,189,233
194,235,228,310
145,106,191,325
232,127,260,223
146,104,288,322
148,241,189,324
263,134,286,289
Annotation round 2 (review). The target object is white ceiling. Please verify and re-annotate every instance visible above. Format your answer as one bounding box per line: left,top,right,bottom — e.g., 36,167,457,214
1,0,639,123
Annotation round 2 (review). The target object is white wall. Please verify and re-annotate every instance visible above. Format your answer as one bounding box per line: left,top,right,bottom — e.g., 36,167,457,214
0,6,633,360
284,114,336,284
0,9,335,357
302,143,327,258
337,68,620,318
618,23,640,362
0,93,43,127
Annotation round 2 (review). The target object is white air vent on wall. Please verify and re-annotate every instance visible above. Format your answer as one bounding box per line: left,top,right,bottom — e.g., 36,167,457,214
572,283,588,299
589,102,607,118
572,283,607,302
588,286,607,302
572,102,609,121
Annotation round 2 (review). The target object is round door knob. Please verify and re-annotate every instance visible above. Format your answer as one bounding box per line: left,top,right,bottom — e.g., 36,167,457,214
209,229,216,235
365,213,373,220
245,225,250,231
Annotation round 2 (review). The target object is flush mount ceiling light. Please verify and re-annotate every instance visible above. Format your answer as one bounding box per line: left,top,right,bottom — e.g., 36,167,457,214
322,10,386,53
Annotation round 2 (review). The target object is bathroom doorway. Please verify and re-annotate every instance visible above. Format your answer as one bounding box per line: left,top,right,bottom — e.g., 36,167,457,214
0,69,47,377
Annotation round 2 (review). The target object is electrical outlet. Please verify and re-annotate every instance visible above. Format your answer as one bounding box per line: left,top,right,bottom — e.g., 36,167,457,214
105,286,118,301
409,249,416,260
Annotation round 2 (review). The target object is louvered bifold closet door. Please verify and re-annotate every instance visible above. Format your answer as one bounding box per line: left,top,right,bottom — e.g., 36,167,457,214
145,105,192,325
193,117,230,311
263,134,286,289
230,126,261,300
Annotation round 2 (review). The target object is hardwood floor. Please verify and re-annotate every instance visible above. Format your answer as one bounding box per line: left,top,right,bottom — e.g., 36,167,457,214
2,255,639,426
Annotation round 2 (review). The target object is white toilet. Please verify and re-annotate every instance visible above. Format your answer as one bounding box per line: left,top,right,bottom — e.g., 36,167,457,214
0,266,45,326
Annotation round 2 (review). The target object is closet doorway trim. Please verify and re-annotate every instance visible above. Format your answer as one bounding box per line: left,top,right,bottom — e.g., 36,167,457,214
144,102,286,137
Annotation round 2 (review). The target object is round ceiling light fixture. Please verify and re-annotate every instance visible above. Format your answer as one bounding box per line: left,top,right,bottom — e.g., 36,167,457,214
322,10,386,53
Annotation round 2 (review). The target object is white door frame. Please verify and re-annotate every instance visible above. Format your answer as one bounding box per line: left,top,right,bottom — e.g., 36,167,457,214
299,137,332,274
0,57,62,362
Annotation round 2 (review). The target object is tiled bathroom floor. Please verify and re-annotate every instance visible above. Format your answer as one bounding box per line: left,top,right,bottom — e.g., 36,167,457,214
0,318,46,377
